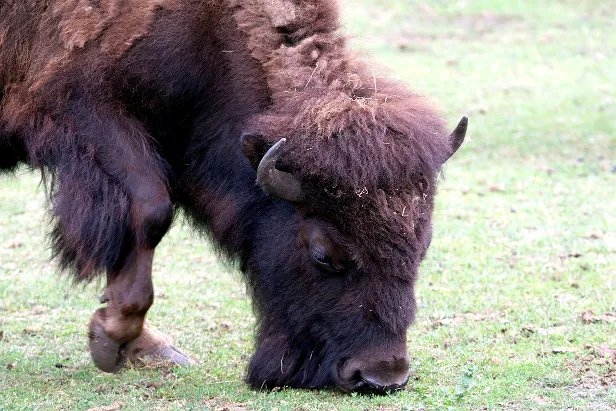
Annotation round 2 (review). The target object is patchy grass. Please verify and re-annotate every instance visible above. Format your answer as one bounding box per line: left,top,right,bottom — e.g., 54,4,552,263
1,0,615,410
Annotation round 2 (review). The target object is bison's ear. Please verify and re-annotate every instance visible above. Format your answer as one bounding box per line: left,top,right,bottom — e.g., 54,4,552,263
443,116,468,162
241,133,271,170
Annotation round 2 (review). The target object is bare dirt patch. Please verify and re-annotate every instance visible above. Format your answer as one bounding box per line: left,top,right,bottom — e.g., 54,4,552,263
565,347,616,409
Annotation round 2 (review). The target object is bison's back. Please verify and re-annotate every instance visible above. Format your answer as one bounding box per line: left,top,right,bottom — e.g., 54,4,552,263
0,0,270,171
0,0,200,169
0,2,50,170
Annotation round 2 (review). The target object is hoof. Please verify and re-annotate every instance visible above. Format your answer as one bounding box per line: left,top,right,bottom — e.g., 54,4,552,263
88,318,128,373
127,342,197,367
149,345,196,366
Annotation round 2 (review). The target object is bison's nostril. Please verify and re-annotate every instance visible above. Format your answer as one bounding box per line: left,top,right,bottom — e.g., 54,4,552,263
339,356,410,394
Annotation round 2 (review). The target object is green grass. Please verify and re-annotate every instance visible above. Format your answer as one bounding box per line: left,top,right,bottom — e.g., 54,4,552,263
1,1,615,409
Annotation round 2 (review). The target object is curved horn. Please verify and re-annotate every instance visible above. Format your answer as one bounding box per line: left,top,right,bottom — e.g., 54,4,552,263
257,138,305,202
444,116,468,162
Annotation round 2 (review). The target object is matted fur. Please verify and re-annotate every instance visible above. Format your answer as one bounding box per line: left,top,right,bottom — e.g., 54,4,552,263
231,0,449,190
54,0,179,57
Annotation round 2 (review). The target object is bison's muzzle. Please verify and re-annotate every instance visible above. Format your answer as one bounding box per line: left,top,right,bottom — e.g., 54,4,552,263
337,353,410,394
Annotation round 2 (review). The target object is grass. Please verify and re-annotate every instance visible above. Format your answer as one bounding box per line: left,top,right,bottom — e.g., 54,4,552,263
1,0,615,409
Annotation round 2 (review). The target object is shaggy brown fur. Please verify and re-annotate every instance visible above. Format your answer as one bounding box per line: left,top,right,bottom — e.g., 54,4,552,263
0,0,463,392
231,0,449,270
233,0,449,185
54,0,179,56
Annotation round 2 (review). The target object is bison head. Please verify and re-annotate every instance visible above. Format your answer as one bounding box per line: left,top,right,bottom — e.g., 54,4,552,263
239,117,467,393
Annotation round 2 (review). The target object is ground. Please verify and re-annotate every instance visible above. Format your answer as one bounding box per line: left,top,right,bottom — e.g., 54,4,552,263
0,0,615,410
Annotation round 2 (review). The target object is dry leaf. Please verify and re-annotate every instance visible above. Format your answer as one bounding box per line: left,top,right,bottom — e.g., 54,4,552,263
94,384,108,393
488,184,506,193
582,310,616,324
23,327,41,335
86,401,123,411
521,324,535,336
597,344,616,362
431,313,493,327
560,253,583,259
584,232,603,239
0,330,3,342
552,347,577,354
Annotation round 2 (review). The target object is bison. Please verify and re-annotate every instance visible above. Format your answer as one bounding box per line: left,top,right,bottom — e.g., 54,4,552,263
0,0,467,394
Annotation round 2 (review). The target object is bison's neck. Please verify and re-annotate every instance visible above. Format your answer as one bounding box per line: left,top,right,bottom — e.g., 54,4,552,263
176,141,297,274
171,3,295,269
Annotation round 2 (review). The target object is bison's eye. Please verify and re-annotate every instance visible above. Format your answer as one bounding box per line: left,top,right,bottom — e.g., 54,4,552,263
303,221,348,273
310,247,337,273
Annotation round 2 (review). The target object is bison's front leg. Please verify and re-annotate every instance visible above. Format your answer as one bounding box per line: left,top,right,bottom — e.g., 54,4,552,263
15,83,195,371
88,247,152,372
89,247,195,372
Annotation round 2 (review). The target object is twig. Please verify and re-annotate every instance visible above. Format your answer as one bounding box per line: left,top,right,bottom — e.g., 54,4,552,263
305,63,319,89
204,380,242,385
